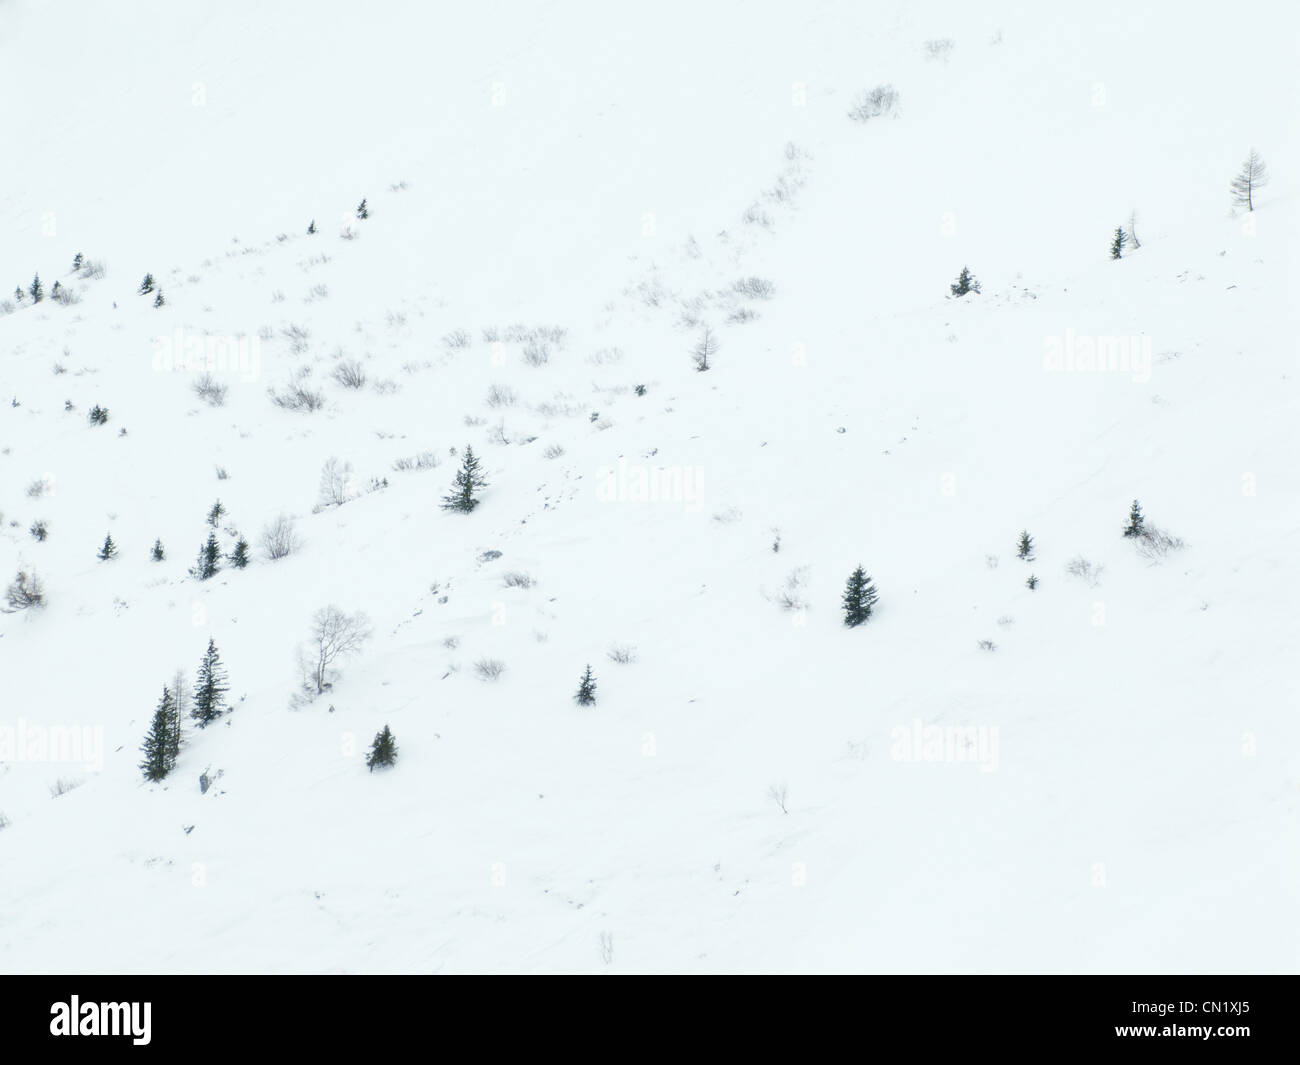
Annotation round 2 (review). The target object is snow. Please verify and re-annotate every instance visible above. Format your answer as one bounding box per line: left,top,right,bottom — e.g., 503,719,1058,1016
0,0,1297,973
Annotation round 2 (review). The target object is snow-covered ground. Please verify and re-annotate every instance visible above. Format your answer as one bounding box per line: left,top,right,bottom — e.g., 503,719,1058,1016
1,0,1297,973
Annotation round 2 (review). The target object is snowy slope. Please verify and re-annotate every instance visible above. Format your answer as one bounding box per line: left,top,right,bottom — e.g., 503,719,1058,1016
1,0,1297,973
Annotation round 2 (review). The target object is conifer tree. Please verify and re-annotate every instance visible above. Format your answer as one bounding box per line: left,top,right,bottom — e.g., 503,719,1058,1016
366,725,398,771
140,686,178,781
207,499,225,527
1230,149,1268,212
441,446,487,512
72,252,84,272
1026,574,1039,590
98,533,118,560
356,199,369,220
307,219,316,235
1016,530,1035,561
1110,227,1127,260
950,266,980,297
575,665,597,706
192,639,228,728
192,532,221,580
13,286,23,303
1123,499,1145,538
153,288,165,308
51,280,62,300
229,537,250,569
842,565,879,627
29,273,42,303
139,273,155,295
151,539,165,561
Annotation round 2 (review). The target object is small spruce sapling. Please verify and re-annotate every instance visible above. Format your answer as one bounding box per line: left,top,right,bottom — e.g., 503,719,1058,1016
441,445,487,513
98,533,118,561
151,539,165,561
366,725,398,770
950,266,981,297
229,538,250,569
575,665,597,706
1017,531,1035,561
139,273,155,295
1123,500,1145,538
842,565,879,627
1110,227,1127,260
356,199,369,220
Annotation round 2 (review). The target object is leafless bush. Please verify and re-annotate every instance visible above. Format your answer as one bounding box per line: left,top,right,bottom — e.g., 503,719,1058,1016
52,285,81,306
923,38,954,61
318,457,356,507
486,383,517,408
26,478,48,498
216,466,230,480
743,203,774,228
522,340,550,367
848,84,900,122
392,450,441,472
305,283,329,302
332,359,367,389
767,782,789,814
543,443,565,459
441,329,472,350
474,658,506,681
192,372,228,406
1064,555,1104,587
774,567,809,611
5,570,46,611
1135,525,1185,561
302,605,373,695
269,382,326,412
0,299,14,315
977,639,997,652
606,643,638,664
727,307,759,324
587,346,623,366
261,514,302,560
502,571,534,589
733,277,775,300
280,323,311,353
49,776,85,798
76,258,107,281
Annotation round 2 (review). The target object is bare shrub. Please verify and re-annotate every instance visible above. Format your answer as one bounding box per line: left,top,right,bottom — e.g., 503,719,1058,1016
392,450,441,472
606,643,638,664
26,478,48,498
474,658,506,681
543,444,565,459
587,347,623,366
767,782,789,814
332,360,367,389
280,323,311,353
302,605,372,695
318,457,356,507
733,276,775,300
1064,556,1104,587
76,258,107,281
50,776,85,798
502,571,534,589
774,567,809,611
261,514,302,560
269,382,326,412
441,329,472,350
977,639,997,652
486,384,517,408
192,372,228,406
1135,525,1185,562
923,38,954,61
848,84,900,122
522,340,550,367
52,285,81,306
5,570,46,611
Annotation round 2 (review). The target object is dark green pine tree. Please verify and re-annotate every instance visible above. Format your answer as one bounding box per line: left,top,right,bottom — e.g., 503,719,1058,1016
307,219,317,235
192,532,221,580
229,537,250,569
1123,499,1145,538
72,252,84,272
1110,227,1127,260
151,538,165,561
356,199,369,220
98,533,118,560
366,725,398,771
1017,530,1035,561
207,499,225,527
14,285,24,303
51,281,62,300
29,273,43,303
575,665,597,706
192,639,228,728
1026,574,1039,590
441,445,488,513
140,686,178,781
950,266,980,297
842,565,879,627
139,273,155,295
153,288,165,308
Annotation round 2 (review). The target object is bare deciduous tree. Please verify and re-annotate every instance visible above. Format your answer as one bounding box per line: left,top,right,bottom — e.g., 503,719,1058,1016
318,457,356,508
261,514,302,560
1230,149,1269,212
691,326,718,372
303,606,372,695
